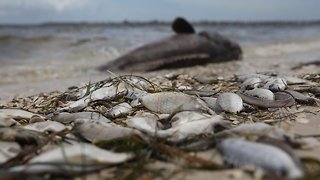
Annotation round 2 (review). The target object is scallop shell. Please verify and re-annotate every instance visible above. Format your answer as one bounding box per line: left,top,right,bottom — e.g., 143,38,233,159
244,88,275,100
216,93,243,113
140,92,214,114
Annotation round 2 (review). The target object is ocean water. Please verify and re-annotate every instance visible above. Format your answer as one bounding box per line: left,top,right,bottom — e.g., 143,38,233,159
0,22,320,84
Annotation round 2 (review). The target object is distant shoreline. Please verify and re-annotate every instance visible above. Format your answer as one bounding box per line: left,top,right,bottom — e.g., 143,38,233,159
2,19,320,27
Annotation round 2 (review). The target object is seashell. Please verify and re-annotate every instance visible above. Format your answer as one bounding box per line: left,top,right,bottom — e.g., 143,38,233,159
218,138,304,179
10,143,133,173
29,115,46,123
240,77,262,90
73,119,142,142
216,93,243,113
243,88,274,101
107,102,132,118
51,112,111,124
163,111,229,142
23,120,67,133
263,77,287,92
0,141,21,164
65,82,127,112
140,92,214,115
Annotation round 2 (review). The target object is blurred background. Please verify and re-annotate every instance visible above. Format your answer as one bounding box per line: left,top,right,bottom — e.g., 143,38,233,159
0,0,320,101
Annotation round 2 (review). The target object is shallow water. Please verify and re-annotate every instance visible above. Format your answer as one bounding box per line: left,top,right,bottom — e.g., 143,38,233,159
0,22,319,87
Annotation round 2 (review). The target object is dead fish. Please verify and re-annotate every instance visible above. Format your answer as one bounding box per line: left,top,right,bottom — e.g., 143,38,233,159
164,111,229,142
0,109,45,126
73,119,142,142
64,82,127,112
218,138,304,179
107,102,132,118
50,112,111,124
10,142,133,173
140,92,214,115
0,141,21,164
97,17,242,72
0,128,45,145
23,121,67,133
216,93,243,113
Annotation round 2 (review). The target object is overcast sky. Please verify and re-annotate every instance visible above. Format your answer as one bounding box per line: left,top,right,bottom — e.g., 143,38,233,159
0,0,320,24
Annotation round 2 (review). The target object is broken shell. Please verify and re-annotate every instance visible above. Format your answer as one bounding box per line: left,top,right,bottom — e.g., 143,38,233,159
29,115,46,123
23,120,67,133
218,138,304,179
107,102,132,118
263,77,287,92
216,93,243,113
140,92,214,114
244,88,275,101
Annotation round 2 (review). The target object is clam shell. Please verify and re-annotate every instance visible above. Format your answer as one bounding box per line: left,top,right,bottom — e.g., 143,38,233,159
216,93,243,113
244,88,275,100
140,92,214,114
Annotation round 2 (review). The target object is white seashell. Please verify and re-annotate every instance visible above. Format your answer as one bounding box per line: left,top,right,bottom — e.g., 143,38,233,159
163,111,228,142
65,82,127,112
23,121,67,133
51,112,111,124
73,119,142,142
263,77,287,92
0,141,21,164
218,139,304,179
240,77,262,90
244,88,275,100
107,102,132,118
216,93,243,113
140,92,214,115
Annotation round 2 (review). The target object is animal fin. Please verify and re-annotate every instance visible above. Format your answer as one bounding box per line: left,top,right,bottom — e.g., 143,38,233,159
171,17,195,34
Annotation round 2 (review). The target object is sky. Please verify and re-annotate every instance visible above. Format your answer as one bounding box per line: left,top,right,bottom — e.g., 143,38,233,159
0,0,320,24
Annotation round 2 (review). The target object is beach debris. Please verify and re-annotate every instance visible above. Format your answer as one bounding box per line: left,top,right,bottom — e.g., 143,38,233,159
0,128,45,145
140,92,214,114
0,109,45,125
218,138,304,179
10,142,133,173
243,88,275,101
263,77,287,92
216,93,243,113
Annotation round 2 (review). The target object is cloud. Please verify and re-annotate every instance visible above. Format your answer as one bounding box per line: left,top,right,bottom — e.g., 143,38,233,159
0,0,88,12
